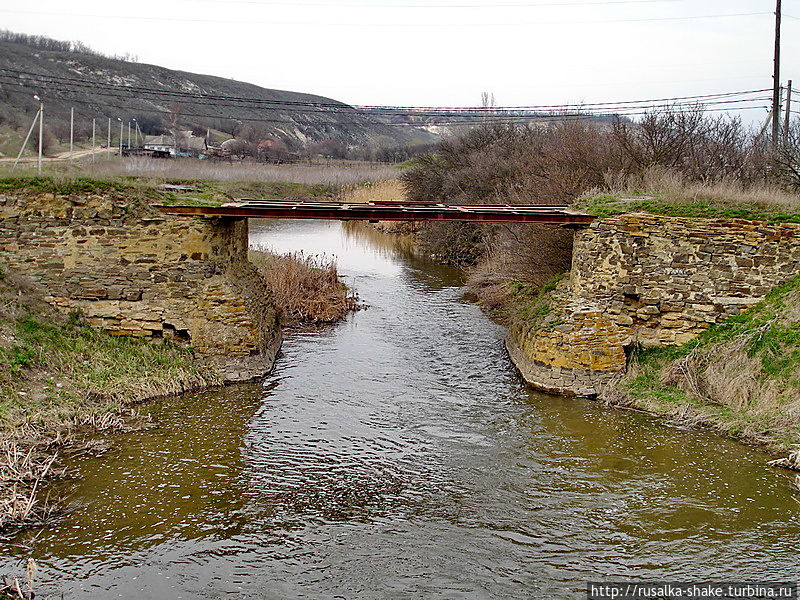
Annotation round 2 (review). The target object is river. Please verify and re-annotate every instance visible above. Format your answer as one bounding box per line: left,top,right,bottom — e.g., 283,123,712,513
2,219,799,598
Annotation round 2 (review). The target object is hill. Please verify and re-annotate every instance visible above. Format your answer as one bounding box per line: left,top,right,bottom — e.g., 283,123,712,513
0,34,439,155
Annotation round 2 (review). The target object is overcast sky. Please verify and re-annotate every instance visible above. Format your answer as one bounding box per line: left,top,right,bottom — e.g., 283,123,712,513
1,0,798,119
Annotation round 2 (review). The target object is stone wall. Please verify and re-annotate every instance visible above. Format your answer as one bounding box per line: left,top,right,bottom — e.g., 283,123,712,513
0,191,281,381
509,212,800,396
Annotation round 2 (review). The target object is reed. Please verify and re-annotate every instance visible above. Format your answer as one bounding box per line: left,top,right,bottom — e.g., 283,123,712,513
249,249,358,325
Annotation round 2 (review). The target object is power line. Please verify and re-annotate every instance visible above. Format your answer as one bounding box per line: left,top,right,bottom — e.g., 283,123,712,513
0,75,769,127
0,8,772,26
0,67,771,112
1,86,769,128
0,74,768,118
183,0,686,7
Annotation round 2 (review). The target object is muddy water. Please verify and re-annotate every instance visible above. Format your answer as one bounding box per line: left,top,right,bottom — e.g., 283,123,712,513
2,220,799,599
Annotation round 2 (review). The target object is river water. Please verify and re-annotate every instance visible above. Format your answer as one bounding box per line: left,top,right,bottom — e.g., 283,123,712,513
3,220,799,599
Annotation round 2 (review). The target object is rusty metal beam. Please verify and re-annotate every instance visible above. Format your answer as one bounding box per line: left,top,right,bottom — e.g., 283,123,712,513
158,199,595,225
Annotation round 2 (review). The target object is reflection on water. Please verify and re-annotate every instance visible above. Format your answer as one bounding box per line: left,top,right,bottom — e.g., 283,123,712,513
2,220,798,599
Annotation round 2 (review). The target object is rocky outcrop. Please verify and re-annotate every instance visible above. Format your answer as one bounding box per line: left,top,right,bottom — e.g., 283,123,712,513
0,191,281,381
509,212,800,396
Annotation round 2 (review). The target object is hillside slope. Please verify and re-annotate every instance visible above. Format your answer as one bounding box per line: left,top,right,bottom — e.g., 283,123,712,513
0,39,438,150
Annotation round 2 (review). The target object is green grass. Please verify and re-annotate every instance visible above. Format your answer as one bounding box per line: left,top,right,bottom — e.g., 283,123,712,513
505,273,566,326
576,194,800,224
612,273,800,449
0,175,336,209
642,274,800,381
0,176,129,195
0,310,219,428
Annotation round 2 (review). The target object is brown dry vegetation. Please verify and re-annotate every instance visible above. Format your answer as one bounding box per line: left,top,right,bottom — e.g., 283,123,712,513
401,110,800,319
340,180,421,233
82,157,399,187
341,179,407,204
249,249,359,326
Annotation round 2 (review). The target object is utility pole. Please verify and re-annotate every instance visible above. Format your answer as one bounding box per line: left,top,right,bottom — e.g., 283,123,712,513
118,118,123,156
37,95,43,175
69,107,74,155
784,80,793,148
12,102,41,170
92,118,96,163
107,117,111,153
127,121,131,150
772,0,782,152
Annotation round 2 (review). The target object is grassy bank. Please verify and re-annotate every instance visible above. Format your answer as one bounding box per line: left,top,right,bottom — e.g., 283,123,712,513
249,249,359,326
0,174,336,209
0,267,221,533
602,273,800,453
576,169,800,223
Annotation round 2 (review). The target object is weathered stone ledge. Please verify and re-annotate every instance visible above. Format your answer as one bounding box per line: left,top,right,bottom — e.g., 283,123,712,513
509,212,800,396
0,191,282,382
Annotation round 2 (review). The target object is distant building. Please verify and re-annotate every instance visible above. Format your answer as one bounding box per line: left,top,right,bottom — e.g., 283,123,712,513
143,131,208,158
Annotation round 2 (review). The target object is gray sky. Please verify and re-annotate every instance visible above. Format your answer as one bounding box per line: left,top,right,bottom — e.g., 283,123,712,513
1,0,797,119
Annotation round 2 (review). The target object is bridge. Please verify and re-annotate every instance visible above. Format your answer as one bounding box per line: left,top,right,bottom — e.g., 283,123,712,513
159,198,595,225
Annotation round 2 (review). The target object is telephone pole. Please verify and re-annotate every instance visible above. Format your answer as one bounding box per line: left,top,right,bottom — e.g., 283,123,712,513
37,96,43,175
772,0,782,152
784,80,793,148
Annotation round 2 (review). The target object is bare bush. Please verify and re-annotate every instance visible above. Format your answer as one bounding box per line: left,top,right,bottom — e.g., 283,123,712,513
401,120,619,265
778,117,800,190
612,106,772,184
403,106,799,277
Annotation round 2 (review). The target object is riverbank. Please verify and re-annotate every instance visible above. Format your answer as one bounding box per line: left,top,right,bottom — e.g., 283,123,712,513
0,176,366,535
0,268,222,532
602,272,800,454
495,206,800,462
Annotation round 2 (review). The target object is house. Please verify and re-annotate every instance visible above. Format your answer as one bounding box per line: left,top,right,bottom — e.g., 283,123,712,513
143,134,175,157
143,131,207,158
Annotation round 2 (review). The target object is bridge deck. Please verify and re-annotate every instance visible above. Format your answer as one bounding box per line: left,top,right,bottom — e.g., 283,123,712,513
159,199,595,225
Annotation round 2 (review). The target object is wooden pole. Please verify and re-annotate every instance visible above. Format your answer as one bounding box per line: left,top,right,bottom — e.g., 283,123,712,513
784,80,793,148
37,100,43,175
772,0,782,152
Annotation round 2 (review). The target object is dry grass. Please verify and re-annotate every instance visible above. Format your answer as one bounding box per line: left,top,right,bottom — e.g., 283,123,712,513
1,558,38,600
341,179,407,204
340,180,421,233
0,438,63,534
76,157,399,187
597,166,800,212
249,249,358,325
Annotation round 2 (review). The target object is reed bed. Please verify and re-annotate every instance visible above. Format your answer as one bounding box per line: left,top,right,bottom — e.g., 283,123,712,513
1,558,38,600
249,249,358,325
0,438,64,534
